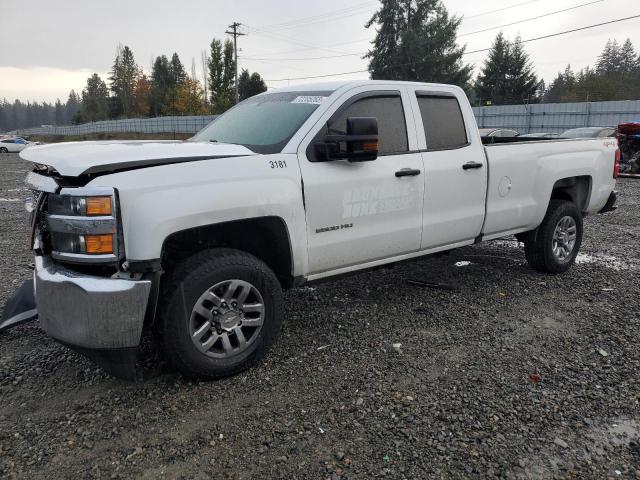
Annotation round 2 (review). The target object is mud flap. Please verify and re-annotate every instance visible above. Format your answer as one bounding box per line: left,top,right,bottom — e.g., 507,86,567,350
0,280,38,333
62,342,141,381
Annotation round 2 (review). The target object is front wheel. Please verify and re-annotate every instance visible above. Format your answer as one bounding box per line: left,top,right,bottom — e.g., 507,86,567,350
158,248,283,379
524,200,583,273
0,147,8,154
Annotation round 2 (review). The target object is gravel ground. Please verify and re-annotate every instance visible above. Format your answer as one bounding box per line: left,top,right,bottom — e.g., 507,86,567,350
1,152,639,479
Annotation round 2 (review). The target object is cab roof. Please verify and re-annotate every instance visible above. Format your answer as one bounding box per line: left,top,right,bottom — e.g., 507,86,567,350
270,79,461,94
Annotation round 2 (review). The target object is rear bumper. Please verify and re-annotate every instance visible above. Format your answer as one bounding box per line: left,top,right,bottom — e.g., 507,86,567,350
35,256,151,350
599,190,618,214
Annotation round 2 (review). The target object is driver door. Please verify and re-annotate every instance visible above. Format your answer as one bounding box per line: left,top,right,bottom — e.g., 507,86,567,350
297,86,425,275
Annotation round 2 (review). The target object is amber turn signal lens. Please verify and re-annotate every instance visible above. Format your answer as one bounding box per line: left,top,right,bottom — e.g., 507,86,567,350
363,141,379,152
86,197,112,216
85,234,114,254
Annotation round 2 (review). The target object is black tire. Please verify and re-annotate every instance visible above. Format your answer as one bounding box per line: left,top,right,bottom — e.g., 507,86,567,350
158,248,283,379
524,200,583,274
0,148,8,154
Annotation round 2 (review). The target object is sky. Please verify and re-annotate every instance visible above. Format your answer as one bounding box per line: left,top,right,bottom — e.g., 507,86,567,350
1,0,638,103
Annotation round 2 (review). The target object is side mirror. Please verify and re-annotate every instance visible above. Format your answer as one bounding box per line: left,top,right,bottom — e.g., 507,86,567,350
315,117,379,162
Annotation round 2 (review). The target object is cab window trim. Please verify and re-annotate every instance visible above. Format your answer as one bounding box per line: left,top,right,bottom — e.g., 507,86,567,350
415,92,471,152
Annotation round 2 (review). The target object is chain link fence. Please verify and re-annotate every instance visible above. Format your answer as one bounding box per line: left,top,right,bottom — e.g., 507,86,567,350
12,100,640,138
472,100,640,134
15,116,218,137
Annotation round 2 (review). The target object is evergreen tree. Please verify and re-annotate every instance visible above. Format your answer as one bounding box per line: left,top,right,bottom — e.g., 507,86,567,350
366,0,472,88
163,53,188,114
507,36,539,102
474,33,539,105
65,90,81,124
0,99,8,132
208,39,224,109
54,99,64,125
207,38,236,113
109,45,139,117
596,39,624,75
474,32,510,105
79,73,110,122
238,69,267,101
621,38,640,74
220,39,236,110
238,69,251,101
170,53,187,85
151,55,172,116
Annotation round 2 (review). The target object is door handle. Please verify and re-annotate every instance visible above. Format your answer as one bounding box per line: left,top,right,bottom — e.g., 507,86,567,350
463,162,484,170
395,168,422,178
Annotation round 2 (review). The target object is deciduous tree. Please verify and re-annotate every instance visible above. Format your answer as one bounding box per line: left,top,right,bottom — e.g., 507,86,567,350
172,78,207,115
133,75,151,117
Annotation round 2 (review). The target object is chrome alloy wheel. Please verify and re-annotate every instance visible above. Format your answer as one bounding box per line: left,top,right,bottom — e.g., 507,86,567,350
552,216,577,262
189,280,265,358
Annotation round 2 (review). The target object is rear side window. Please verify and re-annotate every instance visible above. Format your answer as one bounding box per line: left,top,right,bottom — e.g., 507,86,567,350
329,95,408,155
417,95,468,151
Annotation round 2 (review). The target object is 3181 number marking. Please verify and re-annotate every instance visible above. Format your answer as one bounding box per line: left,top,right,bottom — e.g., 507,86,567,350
269,160,288,169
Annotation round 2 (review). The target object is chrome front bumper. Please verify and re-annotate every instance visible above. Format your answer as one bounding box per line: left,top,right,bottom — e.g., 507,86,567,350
35,256,152,349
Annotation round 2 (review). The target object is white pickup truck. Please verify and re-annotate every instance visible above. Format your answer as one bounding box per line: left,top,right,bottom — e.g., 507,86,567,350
14,80,618,379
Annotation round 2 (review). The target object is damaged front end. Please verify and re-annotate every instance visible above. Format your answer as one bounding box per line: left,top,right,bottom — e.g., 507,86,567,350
1,169,156,380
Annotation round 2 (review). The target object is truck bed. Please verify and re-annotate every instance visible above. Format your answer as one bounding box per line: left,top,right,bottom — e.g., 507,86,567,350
481,137,618,240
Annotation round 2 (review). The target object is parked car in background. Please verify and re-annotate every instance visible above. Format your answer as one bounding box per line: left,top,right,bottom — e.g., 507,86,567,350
520,133,561,139
0,137,32,153
478,128,520,139
560,127,616,138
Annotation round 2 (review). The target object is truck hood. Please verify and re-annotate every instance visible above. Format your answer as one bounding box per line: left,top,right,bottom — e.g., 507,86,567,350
20,140,257,177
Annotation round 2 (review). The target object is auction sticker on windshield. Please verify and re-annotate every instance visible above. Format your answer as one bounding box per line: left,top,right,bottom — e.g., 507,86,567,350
291,96,326,105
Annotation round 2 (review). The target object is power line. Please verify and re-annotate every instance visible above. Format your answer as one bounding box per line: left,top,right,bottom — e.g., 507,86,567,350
245,27,351,55
463,0,542,20
247,1,607,63
244,0,598,59
242,0,547,58
458,0,605,37
264,14,640,82
249,1,377,33
242,52,363,62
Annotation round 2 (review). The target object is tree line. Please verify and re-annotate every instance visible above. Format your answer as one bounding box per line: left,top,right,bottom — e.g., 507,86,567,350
0,39,267,131
3,0,640,132
366,0,640,106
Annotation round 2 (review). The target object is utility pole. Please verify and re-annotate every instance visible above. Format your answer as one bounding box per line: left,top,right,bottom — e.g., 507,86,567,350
226,22,246,104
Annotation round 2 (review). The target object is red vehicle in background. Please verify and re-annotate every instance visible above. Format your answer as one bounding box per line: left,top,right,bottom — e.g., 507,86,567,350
617,122,640,174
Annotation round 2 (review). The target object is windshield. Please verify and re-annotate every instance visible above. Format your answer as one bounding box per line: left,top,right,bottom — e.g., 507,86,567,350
191,91,333,154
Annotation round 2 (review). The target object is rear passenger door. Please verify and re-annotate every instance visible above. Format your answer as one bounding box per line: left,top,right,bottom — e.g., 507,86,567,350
410,90,488,249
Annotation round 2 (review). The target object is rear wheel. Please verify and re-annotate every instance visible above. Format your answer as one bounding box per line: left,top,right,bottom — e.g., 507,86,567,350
524,200,583,273
0,147,8,154
159,248,283,379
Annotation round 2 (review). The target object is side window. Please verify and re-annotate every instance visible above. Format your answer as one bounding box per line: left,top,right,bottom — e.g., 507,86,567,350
329,95,408,155
417,95,468,151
